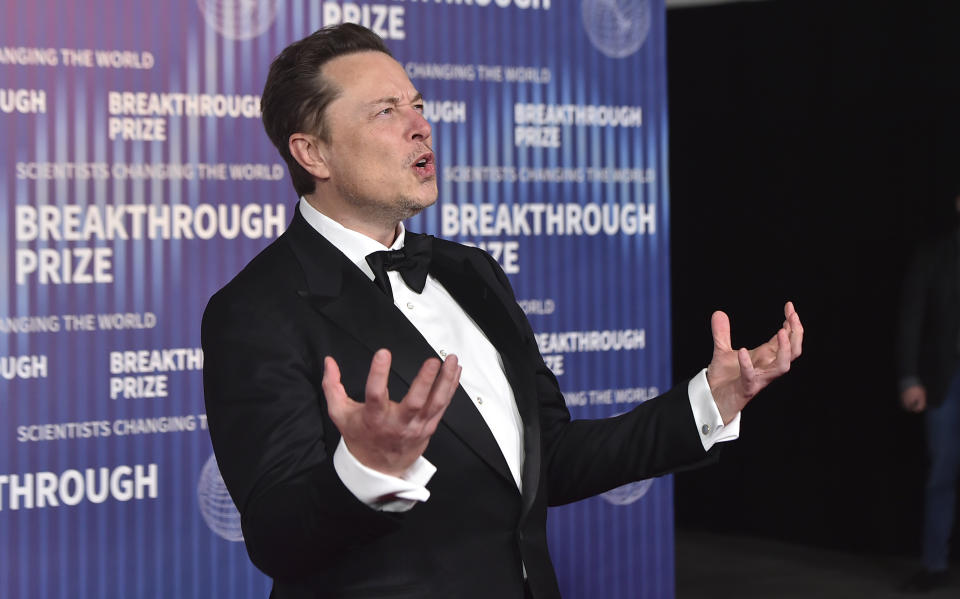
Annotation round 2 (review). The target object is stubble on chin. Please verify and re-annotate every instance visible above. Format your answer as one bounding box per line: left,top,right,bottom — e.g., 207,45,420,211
344,183,437,231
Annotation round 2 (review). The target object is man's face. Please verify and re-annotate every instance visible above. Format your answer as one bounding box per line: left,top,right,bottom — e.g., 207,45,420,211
316,51,437,226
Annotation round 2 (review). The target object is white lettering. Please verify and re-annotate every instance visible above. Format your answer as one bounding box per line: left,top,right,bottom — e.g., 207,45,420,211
0,89,46,114
441,202,658,238
323,3,405,40
0,465,159,511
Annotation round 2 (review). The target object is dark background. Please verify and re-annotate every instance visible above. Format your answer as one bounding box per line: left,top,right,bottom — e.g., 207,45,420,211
668,0,960,555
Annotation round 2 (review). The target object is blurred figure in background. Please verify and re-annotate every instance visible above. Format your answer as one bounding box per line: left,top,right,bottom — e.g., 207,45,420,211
897,189,960,593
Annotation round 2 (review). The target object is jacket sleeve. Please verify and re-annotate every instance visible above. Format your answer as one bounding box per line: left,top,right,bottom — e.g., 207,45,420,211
475,249,716,506
201,284,402,581
897,243,931,388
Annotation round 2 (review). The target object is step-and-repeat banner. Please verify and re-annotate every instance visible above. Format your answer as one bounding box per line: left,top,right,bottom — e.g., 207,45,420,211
1,1,673,597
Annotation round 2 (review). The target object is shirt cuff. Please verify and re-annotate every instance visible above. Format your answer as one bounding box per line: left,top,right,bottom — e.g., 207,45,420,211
332,438,437,513
688,368,741,452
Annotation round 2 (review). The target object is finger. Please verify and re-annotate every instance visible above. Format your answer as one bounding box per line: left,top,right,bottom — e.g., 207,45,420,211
787,309,804,358
781,302,793,331
364,349,393,411
423,356,461,421
322,356,351,422
760,331,781,353
737,347,756,394
774,328,792,373
430,355,460,399
404,357,444,412
711,311,732,352
426,369,460,435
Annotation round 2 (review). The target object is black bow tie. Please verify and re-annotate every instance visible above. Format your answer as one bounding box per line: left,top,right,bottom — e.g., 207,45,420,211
365,233,433,298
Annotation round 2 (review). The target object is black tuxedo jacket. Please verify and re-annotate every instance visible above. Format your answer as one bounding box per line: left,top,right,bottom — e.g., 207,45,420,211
202,208,715,599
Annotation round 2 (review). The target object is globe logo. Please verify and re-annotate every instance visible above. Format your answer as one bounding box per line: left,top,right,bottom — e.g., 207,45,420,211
197,453,244,542
581,0,652,59
197,0,280,41
601,477,654,505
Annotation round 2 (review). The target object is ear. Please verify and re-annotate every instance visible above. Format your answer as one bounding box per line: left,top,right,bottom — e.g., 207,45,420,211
289,132,331,181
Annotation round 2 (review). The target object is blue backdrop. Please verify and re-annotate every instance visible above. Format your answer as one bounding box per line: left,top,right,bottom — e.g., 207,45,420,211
0,1,674,597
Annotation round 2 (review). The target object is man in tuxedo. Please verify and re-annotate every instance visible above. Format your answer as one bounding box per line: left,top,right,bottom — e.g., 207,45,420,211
201,23,804,599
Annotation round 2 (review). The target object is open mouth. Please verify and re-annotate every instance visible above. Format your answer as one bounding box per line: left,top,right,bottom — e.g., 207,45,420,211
412,152,435,176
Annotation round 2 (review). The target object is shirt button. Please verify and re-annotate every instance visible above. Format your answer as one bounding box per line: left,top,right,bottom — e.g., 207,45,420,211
701,424,712,435
477,397,484,405
406,301,414,310
439,349,447,358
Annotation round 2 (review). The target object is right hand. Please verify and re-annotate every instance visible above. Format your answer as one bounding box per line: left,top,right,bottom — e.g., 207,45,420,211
323,349,461,477
900,384,927,413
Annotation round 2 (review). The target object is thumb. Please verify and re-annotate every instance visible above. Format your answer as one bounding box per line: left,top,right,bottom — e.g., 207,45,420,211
711,311,732,352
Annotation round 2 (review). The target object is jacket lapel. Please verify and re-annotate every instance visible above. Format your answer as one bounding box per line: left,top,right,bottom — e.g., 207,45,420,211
430,247,542,513
284,213,517,488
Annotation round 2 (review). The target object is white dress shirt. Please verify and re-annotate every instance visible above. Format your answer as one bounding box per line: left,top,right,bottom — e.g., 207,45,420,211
298,198,739,513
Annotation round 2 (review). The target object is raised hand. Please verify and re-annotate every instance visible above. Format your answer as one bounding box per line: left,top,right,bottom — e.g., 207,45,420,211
706,301,804,424
323,349,462,477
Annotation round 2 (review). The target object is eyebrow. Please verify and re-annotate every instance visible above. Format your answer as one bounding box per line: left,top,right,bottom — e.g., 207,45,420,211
368,92,424,107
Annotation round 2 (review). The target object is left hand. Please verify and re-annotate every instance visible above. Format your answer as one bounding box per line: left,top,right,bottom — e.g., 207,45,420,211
706,301,804,424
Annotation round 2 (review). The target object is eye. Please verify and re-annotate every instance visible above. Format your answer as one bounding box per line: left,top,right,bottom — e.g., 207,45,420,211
413,103,425,114
378,107,393,116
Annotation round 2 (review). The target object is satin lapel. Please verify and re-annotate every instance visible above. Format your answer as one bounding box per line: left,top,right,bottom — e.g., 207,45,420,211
285,215,515,486
431,248,542,513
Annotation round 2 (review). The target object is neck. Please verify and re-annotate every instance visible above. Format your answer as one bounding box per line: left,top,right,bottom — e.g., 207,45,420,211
304,193,400,247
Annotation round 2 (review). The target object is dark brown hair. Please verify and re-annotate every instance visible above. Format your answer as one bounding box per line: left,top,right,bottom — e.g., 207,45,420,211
261,24,391,197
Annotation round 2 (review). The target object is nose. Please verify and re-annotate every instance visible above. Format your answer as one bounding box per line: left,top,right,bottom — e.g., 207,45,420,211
409,107,431,142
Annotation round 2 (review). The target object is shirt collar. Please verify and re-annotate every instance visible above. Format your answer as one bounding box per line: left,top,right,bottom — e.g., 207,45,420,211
298,197,406,282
